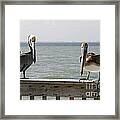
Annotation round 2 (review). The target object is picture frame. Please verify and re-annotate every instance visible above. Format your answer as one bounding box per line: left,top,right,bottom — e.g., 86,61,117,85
0,0,119,119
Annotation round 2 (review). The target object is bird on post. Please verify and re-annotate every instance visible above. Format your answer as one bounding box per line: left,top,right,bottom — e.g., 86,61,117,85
80,42,100,81
20,35,37,79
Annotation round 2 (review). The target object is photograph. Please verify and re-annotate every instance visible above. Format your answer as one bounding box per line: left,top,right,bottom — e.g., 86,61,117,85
20,20,100,100
3,1,117,117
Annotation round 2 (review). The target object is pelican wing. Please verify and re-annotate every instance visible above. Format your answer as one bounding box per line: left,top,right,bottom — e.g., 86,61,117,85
20,52,33,72
91,55,100,65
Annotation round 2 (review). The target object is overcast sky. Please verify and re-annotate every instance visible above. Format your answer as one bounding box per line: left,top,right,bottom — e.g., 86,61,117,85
20,20,100,42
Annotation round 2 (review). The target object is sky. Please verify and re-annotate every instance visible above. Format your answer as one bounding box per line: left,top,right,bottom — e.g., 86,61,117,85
20,20,100,43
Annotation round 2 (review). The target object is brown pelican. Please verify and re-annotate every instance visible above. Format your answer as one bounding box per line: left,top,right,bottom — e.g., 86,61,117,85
20,35,36,79
80,42,100,80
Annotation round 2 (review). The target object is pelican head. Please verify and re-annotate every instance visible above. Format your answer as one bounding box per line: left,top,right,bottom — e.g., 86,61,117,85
28,35,36,63
28,35,36,43
80,42,88,76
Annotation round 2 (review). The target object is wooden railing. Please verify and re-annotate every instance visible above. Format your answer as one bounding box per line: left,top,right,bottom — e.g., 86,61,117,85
20,80,100,100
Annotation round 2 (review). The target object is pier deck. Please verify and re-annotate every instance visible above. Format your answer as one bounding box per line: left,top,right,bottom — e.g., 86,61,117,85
20,79,100,100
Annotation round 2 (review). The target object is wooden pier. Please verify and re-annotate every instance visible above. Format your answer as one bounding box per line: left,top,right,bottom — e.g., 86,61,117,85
20,80,100,100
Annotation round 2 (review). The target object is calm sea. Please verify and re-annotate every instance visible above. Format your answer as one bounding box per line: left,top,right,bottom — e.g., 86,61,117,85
20,42,100,80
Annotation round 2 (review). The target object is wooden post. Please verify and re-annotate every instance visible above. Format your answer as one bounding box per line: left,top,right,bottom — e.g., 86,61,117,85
20,95,22,100
94,97,98,100
56,96,60,100
42,95,47,100
30,96,34,100
94,95,100,100
69,97,74,100
82,96,86,100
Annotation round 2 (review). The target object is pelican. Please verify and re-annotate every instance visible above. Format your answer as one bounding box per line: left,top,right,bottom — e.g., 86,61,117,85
20,35,36,79
80,42,100,80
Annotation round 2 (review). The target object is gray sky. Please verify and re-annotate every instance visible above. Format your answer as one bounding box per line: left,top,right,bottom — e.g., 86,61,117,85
20,20,100,42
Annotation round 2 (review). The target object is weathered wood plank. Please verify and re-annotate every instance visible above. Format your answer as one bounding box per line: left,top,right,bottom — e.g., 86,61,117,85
20,80,100,99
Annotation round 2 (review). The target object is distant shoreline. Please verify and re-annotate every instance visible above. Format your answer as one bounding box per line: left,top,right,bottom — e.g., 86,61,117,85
20,42,100,46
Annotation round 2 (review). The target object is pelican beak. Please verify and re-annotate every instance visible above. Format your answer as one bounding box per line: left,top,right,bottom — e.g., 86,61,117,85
32,36,36,63
33,42,36,63
33,51,36,63
80,44,88,76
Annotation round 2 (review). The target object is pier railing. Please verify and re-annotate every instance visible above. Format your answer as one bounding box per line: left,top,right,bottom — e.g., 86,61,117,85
20,80,100,100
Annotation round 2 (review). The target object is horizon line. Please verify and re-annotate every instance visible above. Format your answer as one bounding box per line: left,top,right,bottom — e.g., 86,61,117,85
20,41,100,43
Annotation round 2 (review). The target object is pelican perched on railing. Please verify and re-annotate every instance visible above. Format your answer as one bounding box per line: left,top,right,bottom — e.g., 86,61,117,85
20,35,36,79
80,42,100,80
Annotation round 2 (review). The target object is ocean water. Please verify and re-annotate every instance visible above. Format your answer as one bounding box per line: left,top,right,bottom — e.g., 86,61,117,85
20,42,100,79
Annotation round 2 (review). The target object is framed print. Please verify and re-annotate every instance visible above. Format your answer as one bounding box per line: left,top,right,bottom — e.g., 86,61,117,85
0,0,119,119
